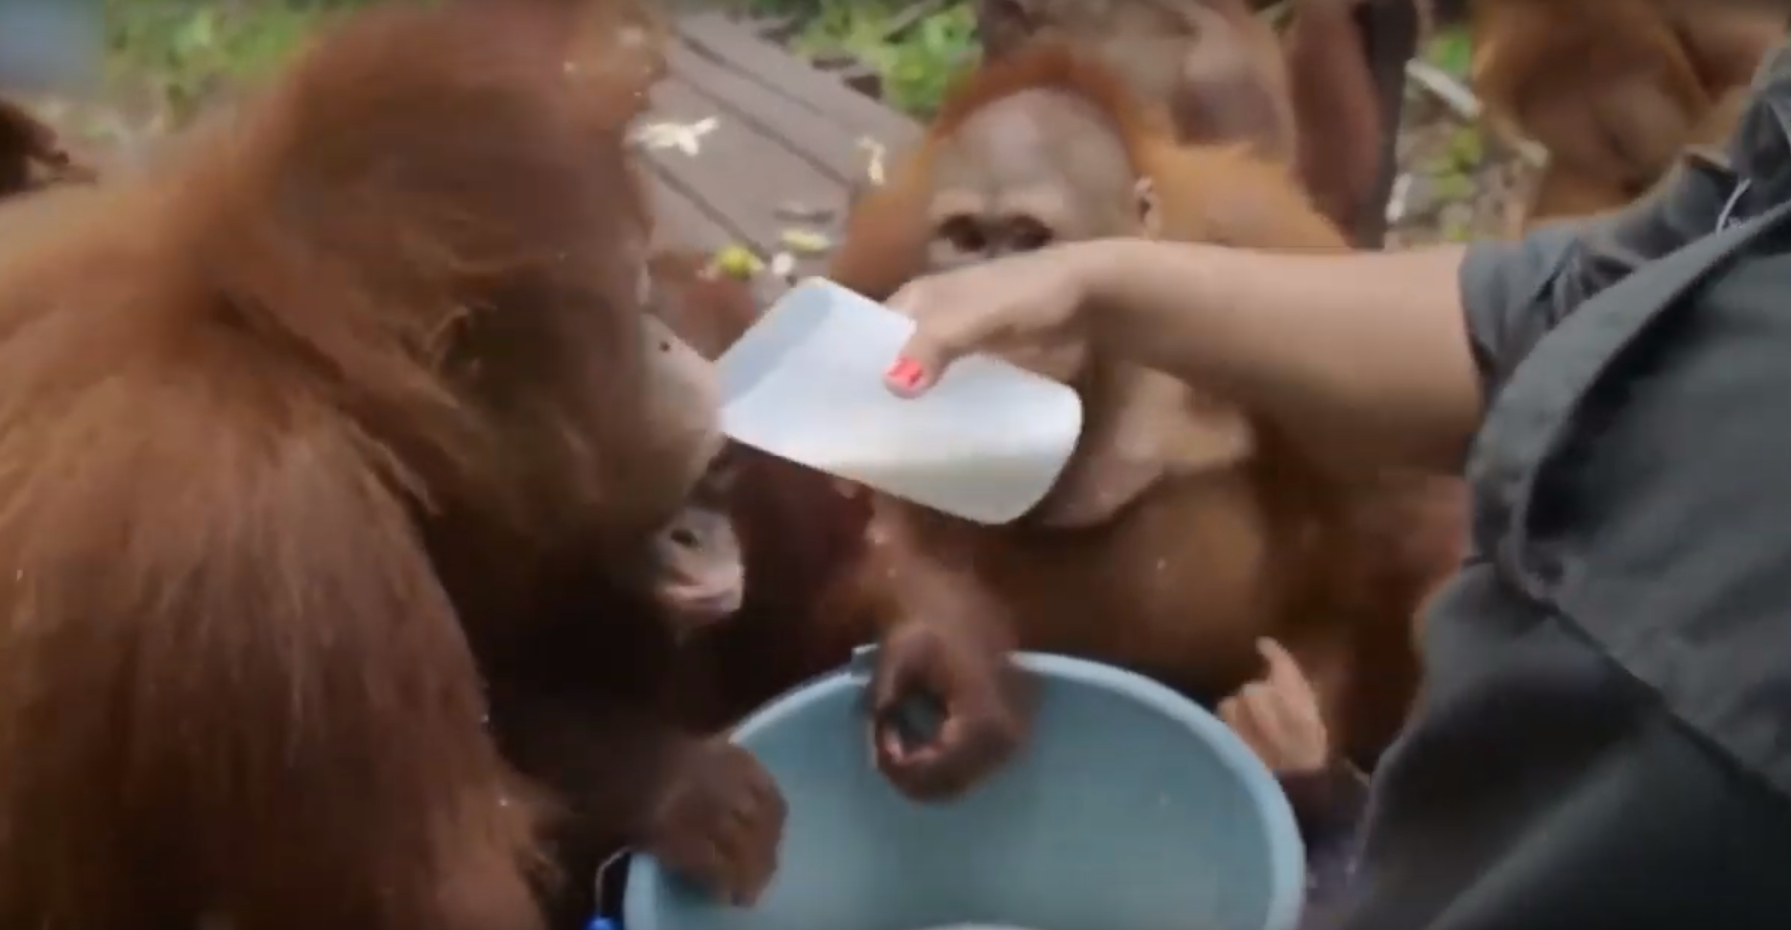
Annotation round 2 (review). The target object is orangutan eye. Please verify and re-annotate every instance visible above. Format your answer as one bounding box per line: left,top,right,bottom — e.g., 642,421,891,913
936,215,987,254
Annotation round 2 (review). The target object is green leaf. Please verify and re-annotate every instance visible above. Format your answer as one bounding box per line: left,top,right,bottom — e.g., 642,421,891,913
1424,26,1472,77
170,8,219,58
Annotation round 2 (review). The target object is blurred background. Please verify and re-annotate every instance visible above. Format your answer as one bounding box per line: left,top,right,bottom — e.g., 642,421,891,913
7,0,1526,245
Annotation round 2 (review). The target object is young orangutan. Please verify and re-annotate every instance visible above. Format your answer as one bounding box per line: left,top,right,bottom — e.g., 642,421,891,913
1470,0,1785,224
976,0,1298,160
630,449,748,642
641,248,878,733
973,0,1413,244
0,4,784,930
827,45,1464,801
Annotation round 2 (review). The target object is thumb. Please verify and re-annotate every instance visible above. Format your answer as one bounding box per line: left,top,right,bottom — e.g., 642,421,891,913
869,628,940,712
885,332,952,397
883,282,957,397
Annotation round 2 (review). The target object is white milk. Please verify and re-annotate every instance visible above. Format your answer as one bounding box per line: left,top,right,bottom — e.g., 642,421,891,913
717,278,1083,525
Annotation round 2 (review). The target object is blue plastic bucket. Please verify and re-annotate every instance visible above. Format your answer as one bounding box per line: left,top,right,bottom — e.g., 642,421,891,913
625,648,1306,930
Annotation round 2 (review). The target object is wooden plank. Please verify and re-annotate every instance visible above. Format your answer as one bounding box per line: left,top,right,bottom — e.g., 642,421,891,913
644,76,848,265
648,172,733,252
676,12,921,149
646,169,788,307
666,41,883,187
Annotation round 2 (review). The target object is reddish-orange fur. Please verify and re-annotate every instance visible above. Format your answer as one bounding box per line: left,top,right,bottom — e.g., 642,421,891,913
1281,0,1405,245
833,46,1345,301
973,0,1396,242
644,249,760,359
1471,0,1784,224
977,0,1298,158
0,3,785,930
829,47,1464,788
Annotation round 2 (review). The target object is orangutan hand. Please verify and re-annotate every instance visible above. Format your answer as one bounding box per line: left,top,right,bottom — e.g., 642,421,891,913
643,738,786,906
1218,638,1332,776
868,618,1033,801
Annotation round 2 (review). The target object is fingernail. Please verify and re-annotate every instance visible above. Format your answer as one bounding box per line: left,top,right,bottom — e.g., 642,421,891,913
885,356,924,391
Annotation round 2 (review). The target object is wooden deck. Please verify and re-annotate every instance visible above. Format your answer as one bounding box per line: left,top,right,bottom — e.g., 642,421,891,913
641,11,923,300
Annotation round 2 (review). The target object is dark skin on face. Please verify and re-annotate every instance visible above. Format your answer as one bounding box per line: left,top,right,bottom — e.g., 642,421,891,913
646,451,746,640
636,248,887,742
920,88,1158,389
926,90,1145,269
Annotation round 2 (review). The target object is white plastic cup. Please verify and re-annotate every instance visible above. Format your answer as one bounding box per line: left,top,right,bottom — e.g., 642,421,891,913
716,278,1083,525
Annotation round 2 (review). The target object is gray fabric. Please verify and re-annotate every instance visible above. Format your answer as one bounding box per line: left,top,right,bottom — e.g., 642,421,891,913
1458,158,1733,400
1335,195,1791,930
1329,44,1791,930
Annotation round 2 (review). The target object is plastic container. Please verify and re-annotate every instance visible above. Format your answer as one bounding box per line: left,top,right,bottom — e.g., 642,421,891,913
623,649,1306,930
715,278,1083,525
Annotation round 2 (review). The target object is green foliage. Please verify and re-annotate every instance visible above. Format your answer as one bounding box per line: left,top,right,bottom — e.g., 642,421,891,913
1422,24,1472,78
1438,124,1485,173
103,0,393,122
766,0,979,117
863,4,978,116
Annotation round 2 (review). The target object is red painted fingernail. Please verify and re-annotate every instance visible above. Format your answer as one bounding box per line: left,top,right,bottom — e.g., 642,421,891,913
886,356,924,389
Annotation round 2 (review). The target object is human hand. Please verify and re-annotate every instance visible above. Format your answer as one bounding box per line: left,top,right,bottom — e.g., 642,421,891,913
880,245,1104,396
1218,638,1332,776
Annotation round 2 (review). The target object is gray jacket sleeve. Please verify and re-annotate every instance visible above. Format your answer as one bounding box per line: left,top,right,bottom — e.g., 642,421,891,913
1459,155,1735,398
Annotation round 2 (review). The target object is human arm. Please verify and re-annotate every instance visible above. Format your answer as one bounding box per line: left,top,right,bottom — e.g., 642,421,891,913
889,152,1736,476
1079,240,1477,472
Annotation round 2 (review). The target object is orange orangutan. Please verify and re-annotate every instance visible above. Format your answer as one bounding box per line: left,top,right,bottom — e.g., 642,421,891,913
0,4,789,930
1470,0,1785,224
826,45,1465,801
636,249,878,734
974,0,1419,245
